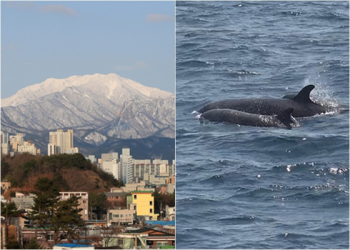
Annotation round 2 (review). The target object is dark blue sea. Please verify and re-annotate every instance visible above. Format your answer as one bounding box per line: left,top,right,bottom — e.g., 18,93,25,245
175,1,349,249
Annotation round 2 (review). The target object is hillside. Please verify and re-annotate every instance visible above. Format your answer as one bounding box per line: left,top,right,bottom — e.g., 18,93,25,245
1,153,122,194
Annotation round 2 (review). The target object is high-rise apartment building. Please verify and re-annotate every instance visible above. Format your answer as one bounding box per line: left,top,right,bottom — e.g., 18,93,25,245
1,131,10,155
121,148,133,184
101,157,121,180
9,133,24,151
48,129,78,156
133,159,175,180
1,132,40,156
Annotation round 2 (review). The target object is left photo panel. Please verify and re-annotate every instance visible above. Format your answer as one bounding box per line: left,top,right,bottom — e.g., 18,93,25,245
1,1,175,249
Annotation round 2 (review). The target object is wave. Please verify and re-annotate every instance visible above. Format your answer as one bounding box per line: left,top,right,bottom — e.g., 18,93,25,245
177,59,213,68
228,69,260,77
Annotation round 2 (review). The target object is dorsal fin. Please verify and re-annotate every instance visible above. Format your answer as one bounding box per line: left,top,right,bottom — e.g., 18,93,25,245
293,85,315,103
276,107,295,129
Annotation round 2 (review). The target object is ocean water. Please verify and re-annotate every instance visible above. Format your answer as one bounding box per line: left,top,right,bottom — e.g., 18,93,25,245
175,1,349,249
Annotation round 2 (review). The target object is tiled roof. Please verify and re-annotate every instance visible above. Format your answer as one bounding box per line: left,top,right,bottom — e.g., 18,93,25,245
125,227,174,237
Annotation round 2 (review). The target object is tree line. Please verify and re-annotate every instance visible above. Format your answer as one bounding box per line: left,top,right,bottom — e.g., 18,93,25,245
1,153,123,191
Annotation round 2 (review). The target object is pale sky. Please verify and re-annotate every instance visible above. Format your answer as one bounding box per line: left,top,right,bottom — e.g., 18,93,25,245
1,1,175,99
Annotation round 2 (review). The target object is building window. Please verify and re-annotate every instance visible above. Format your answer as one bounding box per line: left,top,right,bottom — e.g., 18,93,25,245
150,209,153,213
134,195,137,199
47,234,54,241
150,201,152,206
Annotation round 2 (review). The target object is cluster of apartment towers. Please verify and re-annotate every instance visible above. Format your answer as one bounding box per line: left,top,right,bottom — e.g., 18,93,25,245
1,129,78,157
1,129,175,185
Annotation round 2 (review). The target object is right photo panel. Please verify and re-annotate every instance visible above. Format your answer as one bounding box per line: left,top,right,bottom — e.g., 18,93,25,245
176,1,349,249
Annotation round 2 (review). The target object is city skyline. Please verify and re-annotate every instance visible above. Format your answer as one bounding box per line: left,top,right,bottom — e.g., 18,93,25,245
1,1,175,99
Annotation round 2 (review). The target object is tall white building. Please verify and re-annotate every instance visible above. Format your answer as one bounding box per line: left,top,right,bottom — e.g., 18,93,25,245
1,131,10,155
100,152,120,181
48,129,78,156
121,148,133,184
9,133,24,151
101,159,121,180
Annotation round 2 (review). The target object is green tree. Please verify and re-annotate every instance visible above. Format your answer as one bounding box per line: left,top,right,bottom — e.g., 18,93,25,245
51,195,85,244
5,240,21,249
153,189,161,214
1,160,10,179
152,190,175,216
28,178,85,246
24,237,42,249
26,178,60,238
1,202,21,246
89,192,107,220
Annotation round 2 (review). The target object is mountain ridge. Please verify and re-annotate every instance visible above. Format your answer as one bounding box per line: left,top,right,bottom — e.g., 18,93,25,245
1,73,175,157
2,73,173,107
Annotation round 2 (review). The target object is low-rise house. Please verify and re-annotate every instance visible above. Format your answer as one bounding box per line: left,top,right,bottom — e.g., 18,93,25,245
130,191,158,220
107,204,136,226
105,192,126,208
143,173,169,186
11,196,35,211
121,181,147,193
102,228,175,249
22,228,66,249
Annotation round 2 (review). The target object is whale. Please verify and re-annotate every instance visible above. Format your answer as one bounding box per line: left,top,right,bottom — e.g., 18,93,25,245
199,107,298,129
198,85,326,117
283,92,349,113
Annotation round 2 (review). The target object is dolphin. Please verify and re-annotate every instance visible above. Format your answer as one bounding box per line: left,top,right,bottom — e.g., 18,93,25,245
200,107,298,129
198,85,326,117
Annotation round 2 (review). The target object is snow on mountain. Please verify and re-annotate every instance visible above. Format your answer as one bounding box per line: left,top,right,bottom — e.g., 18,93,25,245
1,73,175,144
84,131,108,146
99,97,175,139
2,73,172,107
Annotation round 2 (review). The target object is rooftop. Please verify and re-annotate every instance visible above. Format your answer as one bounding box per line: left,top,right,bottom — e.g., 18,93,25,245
55,243,93,248
131,191,153,194
125,227,174,237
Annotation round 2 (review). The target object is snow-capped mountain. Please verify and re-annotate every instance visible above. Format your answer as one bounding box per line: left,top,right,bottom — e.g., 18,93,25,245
99,97,175,139
1,73,175,148
2,73,172,107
